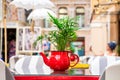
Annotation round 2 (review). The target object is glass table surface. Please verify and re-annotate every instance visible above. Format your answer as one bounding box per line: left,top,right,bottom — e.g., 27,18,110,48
14,68,90,75
14,68,99,80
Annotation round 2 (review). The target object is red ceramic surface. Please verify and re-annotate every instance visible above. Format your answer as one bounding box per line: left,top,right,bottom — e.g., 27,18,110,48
40,51,79,71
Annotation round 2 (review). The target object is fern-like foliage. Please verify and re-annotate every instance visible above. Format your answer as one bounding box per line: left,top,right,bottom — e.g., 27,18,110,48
34,13,79,51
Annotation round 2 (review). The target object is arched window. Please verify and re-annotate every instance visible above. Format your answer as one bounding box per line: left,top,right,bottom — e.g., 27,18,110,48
25,9,32,23
58,7,68,18
76,7,85,27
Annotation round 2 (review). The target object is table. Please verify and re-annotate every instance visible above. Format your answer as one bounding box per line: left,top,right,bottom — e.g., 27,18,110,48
15,75,99,80
14,69,99,80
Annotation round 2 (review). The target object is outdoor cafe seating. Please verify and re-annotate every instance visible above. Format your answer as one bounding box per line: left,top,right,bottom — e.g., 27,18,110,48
1,55,120,80
10,55,99,80
88,56,120,75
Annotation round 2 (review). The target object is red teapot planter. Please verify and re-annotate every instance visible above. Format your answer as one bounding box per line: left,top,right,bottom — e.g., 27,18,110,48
40,51,79,71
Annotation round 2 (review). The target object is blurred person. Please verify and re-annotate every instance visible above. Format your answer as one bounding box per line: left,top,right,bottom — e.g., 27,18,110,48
42,38,51,56
104,41,117,56
87,46,95,56
93,41,117,56
8,39,16,58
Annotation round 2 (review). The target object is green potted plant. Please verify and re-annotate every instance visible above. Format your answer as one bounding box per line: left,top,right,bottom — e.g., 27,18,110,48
34,13,79,51
34,13,79,71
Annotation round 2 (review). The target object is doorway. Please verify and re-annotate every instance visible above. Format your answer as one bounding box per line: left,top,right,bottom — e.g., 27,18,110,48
2,28,16,62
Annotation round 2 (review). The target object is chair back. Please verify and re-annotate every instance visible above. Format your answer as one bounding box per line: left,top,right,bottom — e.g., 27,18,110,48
15,56,51,74
89,56,120,75
0,59,15,80
9,55,25,73
99,60,120,80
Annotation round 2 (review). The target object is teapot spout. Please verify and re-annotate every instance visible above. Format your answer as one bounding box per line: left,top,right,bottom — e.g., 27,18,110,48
40,52,49,66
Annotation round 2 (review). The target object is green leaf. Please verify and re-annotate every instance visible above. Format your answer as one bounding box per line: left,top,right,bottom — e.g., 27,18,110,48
35,13,79,51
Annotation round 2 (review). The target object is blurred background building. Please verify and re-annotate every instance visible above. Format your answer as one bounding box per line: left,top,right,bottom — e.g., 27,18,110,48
0,0,120,61
90,0,120,55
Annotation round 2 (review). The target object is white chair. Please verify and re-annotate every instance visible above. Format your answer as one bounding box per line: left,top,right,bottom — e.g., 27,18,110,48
9,55,25,73
15,56,52,74
88,56,120,75
0,59,15,80
99,60,120,80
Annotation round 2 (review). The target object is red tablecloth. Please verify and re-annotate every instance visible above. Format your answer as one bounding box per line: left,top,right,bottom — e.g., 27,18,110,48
15,75,99,80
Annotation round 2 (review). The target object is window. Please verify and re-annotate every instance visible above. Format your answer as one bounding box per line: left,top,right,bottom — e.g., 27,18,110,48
43,19,51,28
25,9,32,23
76,7,85,28
58,7,68,18
70,37,85,56
17,27,41,52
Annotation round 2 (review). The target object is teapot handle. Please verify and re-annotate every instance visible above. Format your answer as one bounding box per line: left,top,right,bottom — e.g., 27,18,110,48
69,53,79,67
